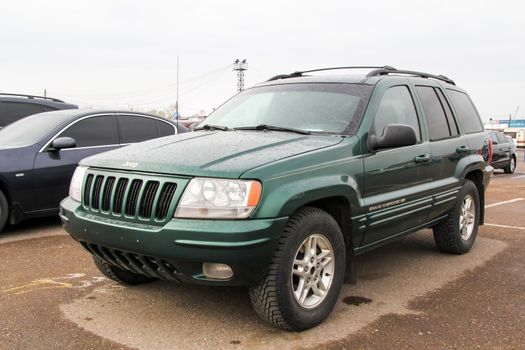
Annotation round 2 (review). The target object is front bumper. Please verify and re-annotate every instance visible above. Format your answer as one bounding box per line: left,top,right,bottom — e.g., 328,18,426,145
60,197,287,286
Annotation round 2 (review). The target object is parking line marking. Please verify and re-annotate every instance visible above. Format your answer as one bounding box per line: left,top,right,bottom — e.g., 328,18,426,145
484,223,525,231
485,198,524,208
513,175,525,179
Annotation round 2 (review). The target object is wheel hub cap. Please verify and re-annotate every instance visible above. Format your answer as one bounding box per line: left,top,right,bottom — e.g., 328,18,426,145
459,194,476,240
291,233,335,309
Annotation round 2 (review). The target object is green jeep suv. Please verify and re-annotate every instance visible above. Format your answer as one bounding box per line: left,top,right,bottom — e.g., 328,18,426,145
60,66,493,331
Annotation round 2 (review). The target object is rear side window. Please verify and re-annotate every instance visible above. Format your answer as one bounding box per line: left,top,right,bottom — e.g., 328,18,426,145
2,102,44,125
416,86,458,140
117,115,159,143
58,115,117,147
373,85,421,140
447,90,483,134
156,120,175,137
496,132,507,144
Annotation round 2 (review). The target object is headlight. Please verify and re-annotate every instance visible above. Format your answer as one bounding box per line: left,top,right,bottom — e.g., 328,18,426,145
69,166,88,202
174,178,262,219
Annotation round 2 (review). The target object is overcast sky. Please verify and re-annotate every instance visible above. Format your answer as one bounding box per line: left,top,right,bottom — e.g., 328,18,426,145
1,0,523,121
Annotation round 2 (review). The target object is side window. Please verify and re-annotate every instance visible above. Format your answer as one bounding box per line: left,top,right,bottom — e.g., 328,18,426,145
416,86,455,140
489,132,498,144
447,90,483,134
435,89,459,136
2,102,44,125
373,86,420,140
117,115,158,143
156,120,176,137
496,133,507,144
57,115,116,147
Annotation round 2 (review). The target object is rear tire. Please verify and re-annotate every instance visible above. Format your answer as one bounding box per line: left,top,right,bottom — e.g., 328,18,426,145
93,255,154,285
249,207,346,331
504,156,516,174
433,179,479,254
0,190,8,233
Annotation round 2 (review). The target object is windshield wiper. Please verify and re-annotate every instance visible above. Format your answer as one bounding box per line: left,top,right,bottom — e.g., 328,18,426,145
194,124,230,131
234,124,311,135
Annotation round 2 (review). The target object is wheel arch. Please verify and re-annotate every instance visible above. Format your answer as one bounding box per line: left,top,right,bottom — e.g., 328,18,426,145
464,169,485,225
299,196,357,284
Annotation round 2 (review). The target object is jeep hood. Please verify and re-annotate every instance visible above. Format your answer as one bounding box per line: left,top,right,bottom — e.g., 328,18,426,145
81,131,343,178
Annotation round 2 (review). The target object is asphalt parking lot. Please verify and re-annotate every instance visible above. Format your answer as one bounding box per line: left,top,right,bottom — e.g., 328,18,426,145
1,150,524,350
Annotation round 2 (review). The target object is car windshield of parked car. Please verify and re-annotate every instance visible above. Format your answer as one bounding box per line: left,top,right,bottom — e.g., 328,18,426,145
0,112,73,148
201,83,372,134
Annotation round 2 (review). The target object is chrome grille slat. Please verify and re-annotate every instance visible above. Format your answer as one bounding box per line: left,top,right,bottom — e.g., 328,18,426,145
83,175,94,207
101,177,116,212
113,178,129,214
156,183,177,220
91,176,104,210
125,179,143,216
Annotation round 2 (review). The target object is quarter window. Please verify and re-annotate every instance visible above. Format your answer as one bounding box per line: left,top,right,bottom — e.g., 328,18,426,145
117,115,158,143
447,90,483,134
2,102,44,125
156,120,175,137
373,86,420,140
416,86,455,140
57,115,116,147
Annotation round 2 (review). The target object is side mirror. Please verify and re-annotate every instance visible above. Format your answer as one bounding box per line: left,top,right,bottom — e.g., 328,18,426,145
368,124,417,151
50,137,76,151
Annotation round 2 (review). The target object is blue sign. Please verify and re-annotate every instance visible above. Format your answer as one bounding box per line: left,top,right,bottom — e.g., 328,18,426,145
499,119,525,127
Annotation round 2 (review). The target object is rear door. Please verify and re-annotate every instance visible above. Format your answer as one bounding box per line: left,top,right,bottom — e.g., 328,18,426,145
362,84,432,245
414,85,466,221
33,114,120,210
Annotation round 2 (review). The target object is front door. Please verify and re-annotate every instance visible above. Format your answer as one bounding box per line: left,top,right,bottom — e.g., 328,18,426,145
362,85,432,246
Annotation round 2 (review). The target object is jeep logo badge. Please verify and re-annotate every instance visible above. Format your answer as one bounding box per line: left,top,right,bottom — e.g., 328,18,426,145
122,160,138,169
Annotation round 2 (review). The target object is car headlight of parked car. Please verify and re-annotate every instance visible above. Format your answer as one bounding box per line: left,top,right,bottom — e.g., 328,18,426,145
174,178,262,219
69,166,88,202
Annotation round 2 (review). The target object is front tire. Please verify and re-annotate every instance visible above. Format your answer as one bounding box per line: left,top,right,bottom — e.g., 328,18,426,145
93,255,154,285
249,207,346,331
504,156,516,174
433,179,480,254
0,190,8,233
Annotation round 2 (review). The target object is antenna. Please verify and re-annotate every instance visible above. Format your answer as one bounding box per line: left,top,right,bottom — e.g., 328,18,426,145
233,59,248,92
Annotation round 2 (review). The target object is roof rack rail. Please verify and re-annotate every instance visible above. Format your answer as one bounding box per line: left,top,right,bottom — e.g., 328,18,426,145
366,68,455,85
266,66,396,82
0,93,65,103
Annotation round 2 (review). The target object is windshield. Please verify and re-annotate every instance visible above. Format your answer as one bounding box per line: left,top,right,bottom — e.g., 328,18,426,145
0,112,73,148
202,83,372,134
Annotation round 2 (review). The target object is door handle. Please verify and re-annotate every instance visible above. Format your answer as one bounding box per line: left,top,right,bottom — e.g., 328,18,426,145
414,154,430,163
456,146,472,154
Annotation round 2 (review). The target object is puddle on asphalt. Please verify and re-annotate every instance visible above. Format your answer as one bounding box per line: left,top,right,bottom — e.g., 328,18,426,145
342,296,372,306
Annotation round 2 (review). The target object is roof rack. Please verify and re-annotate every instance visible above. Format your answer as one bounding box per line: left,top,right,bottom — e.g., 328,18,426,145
266,66,396,82
0,93,65,103
266,66,455,85
366,68,455,85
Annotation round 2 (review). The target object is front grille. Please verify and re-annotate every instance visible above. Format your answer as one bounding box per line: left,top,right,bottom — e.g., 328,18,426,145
82,172,178,222
80,241,180,281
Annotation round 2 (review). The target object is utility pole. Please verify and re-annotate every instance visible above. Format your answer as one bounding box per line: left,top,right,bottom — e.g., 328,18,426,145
233,59,248,92
175,56,180,119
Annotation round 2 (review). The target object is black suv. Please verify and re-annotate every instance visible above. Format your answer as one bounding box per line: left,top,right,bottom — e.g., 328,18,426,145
0,93,78,128
488,130,517,173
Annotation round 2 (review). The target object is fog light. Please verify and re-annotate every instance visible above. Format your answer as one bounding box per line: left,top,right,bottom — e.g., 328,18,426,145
202,263,233,280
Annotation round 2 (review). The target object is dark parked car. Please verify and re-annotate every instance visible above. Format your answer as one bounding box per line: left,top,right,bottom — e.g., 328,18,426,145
0,109,185,232
488,130,517,173
0,93,78,128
